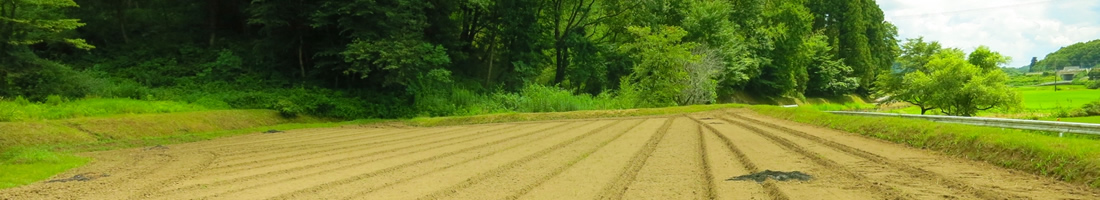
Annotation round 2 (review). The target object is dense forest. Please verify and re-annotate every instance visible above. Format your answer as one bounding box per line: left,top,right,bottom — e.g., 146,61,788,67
0,0,900,118
1032,39,1100,71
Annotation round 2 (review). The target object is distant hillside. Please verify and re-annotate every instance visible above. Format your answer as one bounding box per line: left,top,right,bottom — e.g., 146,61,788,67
1033,39,1100,71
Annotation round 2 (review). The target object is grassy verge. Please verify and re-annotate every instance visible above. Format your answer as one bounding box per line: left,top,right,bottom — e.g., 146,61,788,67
0,98,209,122
408,104,745,126
750,106,1100,188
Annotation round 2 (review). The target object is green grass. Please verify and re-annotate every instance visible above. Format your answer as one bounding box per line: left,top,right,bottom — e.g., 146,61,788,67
1016,85,1100,111
0,147,90,189
0,98,209,122
751,106,1100,188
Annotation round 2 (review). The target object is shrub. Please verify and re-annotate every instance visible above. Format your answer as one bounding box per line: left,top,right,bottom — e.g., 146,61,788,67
1083,101,1100,116
1088,81,1100,89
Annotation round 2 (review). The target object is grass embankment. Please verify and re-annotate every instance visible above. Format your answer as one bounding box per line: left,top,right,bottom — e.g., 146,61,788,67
408,104,745,126
0,98,209,122
750,106,1100,188
0,109,331,189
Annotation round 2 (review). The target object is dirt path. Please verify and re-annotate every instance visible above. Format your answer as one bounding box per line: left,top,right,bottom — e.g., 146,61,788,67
2,110,1098,200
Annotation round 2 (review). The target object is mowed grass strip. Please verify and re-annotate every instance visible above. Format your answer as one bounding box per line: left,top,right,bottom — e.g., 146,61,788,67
750,106,1100,189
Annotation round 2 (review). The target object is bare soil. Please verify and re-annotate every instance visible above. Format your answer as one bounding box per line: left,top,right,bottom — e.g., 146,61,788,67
2,110,1099,200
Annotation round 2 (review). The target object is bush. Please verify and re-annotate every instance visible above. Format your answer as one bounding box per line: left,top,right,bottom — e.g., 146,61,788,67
1083,101,1100,116
1088,81,1100,89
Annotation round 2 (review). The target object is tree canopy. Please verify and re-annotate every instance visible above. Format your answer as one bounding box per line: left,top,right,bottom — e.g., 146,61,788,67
1033,39,1100,71
877,39,1021,116
1,0,905,118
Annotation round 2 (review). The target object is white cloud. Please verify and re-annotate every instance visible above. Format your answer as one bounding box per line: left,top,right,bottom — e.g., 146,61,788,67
880,0,1100,67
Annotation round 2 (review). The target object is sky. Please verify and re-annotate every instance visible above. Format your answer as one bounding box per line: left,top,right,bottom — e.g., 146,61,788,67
879,0,1100,68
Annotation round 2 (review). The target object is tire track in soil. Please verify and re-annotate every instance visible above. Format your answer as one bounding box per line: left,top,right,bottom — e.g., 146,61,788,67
127,151,219,199
198,125,513,176
618,118,709,200
726,112,1042,200
697,123,717,200
515,119,668,200
593,118,675,200
165,121,593,200
431,118,659,200
690,117,787,200
696,115,884,199
150,123,542,197
267,121,621,200
715,115,912,200
354,120,638,200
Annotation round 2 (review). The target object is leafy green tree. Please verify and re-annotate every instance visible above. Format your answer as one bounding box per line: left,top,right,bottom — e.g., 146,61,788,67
807,0,898,94
0,0,94,97
744,0,814,97
619,26,698,107
877,41,1021,116
923,50,1020,116
804,33,858,96
967,45,1010,71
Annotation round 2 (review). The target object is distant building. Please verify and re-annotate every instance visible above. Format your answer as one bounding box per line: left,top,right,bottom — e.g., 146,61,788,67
1056,66,1089,81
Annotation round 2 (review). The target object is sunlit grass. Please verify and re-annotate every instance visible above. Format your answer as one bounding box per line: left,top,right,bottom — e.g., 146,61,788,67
0,98,209,122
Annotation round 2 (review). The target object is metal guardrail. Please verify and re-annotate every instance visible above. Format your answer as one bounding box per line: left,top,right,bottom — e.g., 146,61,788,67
826,111,1100,136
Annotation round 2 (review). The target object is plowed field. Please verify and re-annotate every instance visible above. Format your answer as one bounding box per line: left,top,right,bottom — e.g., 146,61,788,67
3,110,1098,200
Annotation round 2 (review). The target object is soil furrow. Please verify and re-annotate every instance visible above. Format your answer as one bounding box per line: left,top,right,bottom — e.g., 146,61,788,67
268,121,622,200
434,119,655,200
697,123,717,200
690,116,787,200
199,124,514,175
515,119,668,200
593,118,675,200
697,116,881,199
174,121,595,200
728,112,1093,200
619,118,709,200
356,120,632,200
207,127,453,161
149,123,548,197
717,116,912,200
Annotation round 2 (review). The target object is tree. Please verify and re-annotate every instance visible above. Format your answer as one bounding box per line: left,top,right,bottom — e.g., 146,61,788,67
924,50,1020,116
967,45,1010,71
877,40,1021,116
0,0,94,97
804,33,859,96
619,26,698,107
1035,39,1100,71
1028,57,1038,72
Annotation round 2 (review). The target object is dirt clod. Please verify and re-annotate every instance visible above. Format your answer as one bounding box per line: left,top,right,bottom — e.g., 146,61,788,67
47,173,109,183
727,170,813,183
264,130,284,134
144,145,169,151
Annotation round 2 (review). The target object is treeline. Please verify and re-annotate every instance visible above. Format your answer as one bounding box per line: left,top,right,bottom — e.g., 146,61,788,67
0,0,898,118
1032,39,1100,71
